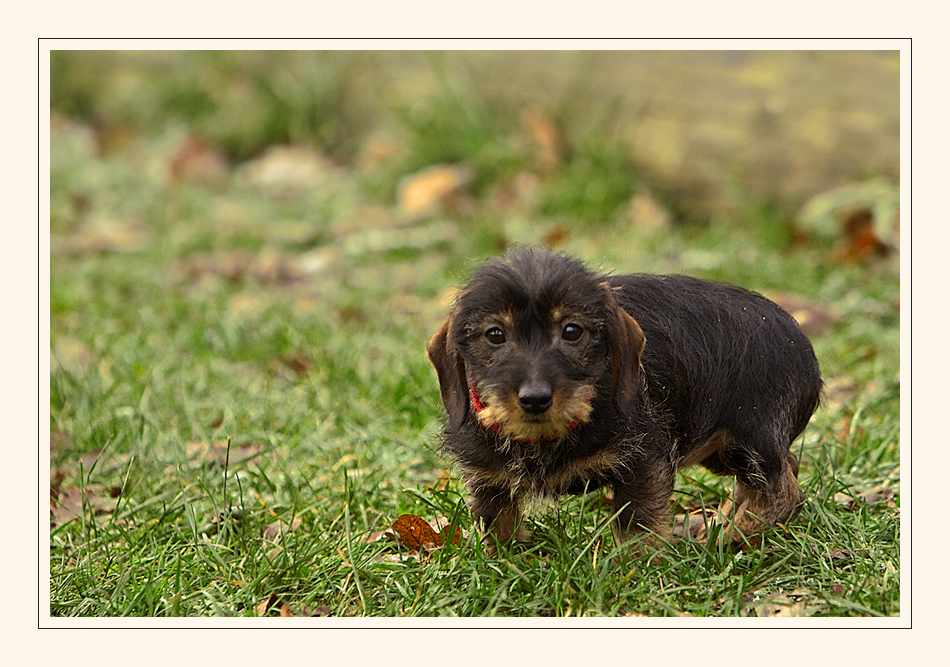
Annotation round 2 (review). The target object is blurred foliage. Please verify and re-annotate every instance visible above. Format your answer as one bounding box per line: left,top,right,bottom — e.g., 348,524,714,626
539,132,638,223
50,51,649,223
51,51,381,162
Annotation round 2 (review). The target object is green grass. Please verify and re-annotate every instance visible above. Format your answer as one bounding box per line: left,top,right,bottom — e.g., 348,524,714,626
48,52,900,618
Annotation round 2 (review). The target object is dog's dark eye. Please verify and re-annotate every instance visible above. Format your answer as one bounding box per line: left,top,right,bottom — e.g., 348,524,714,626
485,326,506,345
562,323,584,342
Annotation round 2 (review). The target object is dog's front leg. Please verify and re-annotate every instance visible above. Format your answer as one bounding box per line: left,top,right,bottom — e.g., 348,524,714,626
468,482,530,552
610,458,675,542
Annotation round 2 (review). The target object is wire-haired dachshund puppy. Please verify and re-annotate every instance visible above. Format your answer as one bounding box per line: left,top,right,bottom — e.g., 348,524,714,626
427,247,822,550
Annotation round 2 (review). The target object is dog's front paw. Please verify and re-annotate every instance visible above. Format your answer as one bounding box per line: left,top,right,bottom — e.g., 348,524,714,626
482,523,533,554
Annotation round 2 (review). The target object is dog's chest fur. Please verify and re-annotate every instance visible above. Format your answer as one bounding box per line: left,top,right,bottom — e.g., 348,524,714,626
454,399,647,501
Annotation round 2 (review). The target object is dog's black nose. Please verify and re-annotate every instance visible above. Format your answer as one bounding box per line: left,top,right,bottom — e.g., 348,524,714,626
518,382,553,414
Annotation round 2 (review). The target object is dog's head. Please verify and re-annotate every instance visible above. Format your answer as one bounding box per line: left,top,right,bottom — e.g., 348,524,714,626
427,247,646,442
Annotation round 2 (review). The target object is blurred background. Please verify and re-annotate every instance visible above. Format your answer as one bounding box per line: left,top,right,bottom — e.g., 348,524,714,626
51,50,899,240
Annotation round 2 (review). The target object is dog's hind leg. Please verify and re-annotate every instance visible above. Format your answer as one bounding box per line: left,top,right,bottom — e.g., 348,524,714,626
725,438,805,540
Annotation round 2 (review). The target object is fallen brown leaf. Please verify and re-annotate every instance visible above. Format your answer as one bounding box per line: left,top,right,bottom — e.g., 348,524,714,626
167,134,229,186
239,145,337,194
359,529,394,544
185,440,265,468
50,484,117,527
834,485,899,509
50,468,66,500
255,592,333,617
50,429,73,453
628,192,673,234
796,177,899,252
396,164,471,218
833,207,890,262
272,351,312,378
672,509,716,541
263,516,303,541
750,590,821,617
386,514,469,554
254,595,279,617
391,513,442,549
522,107,563,171
52,214,148,255
823,548,869,566
541,225,571,248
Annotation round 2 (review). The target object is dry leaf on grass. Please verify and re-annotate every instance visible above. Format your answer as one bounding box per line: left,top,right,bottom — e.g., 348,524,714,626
834,485,899,509
50,469,66,500
51,338,95,376
239,145,338,194
360,529,393,544
750,590,822,618
796,177,899,256
391,513,442,549
167,134,229,186
672,509,718,541
50,430,73,452
52,214,148,255
379,513,468,558
628,192,673,234
263,516,303,541
50,484,117,528
833,207,891,262
255,594,332,617
185,440,265,468
824,548,868,564
254,595,278,616
522,107,563,171
396,164,471,218
269,350,313,379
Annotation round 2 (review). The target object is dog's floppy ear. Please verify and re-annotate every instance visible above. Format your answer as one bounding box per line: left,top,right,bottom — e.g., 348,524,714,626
426,314,469,430
607,299,646,424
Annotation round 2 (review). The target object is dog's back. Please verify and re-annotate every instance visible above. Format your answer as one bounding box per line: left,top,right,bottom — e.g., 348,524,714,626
610,273,822,470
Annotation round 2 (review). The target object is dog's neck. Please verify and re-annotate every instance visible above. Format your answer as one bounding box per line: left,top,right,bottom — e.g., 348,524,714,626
468,385,584,444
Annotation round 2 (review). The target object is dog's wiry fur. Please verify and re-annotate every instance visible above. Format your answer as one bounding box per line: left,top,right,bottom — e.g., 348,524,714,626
427,247,822,549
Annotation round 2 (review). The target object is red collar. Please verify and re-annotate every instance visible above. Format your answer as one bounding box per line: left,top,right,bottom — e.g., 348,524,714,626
469,385,585,443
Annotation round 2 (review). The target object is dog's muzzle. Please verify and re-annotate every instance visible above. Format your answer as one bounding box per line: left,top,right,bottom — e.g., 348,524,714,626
468,383,591,443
